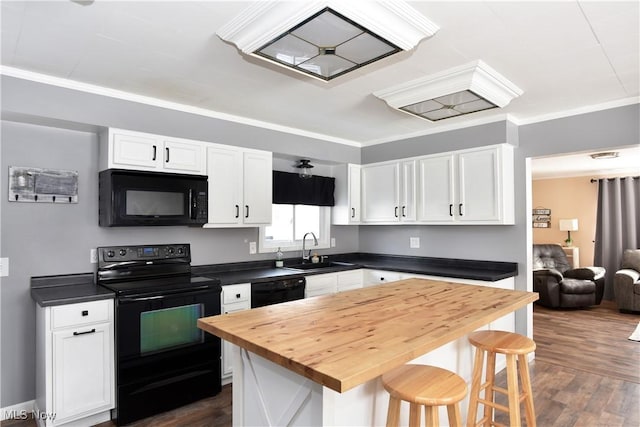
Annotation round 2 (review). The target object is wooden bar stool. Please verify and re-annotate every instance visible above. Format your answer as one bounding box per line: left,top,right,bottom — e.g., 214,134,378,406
382,364,467,427
467,330,536,427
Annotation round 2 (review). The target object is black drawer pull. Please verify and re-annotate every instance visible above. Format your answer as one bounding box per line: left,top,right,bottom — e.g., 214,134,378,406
81,310,89,316
236,293,241,298
449,204,453,216
73,328,96,336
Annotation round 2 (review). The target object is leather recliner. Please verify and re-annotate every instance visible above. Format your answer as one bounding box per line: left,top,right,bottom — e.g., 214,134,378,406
613,249,640,313
532,244,605,308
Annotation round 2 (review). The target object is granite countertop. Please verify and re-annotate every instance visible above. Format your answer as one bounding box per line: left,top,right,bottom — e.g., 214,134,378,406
198,278,537,392
191,252,518,285
31,273,114,307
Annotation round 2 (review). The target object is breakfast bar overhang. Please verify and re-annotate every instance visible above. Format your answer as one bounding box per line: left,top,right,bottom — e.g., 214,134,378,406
198,278,538,426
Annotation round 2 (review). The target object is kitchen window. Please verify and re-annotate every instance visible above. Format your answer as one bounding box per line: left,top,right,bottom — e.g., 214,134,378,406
259,204,331,254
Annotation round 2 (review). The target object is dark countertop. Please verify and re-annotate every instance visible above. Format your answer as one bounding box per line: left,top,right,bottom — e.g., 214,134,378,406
31,273,114,307
192,252,518,285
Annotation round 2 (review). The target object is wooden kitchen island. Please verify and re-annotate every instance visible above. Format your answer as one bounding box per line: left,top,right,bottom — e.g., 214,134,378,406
198,278,538,426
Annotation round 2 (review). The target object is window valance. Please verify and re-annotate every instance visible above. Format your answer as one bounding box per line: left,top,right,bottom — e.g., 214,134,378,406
272,171,335,206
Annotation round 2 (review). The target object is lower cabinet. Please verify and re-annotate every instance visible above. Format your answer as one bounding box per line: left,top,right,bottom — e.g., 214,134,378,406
305,270,364,297
362,269,403,287
35,299,115,427
220,284,251,384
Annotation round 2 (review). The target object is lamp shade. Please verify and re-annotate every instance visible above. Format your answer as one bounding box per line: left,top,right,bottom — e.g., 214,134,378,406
559,219,579,232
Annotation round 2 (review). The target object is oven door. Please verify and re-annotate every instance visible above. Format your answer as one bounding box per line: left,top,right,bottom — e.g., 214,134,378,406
115,286,221,424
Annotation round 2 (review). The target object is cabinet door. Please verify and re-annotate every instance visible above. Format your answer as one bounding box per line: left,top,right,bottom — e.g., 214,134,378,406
112,132,159,169
418,154,455,222
242,151,272,225
52,323,113,422
305,273,338,297
348,164,362,223
362,163,399,222
400,160,416,221
162,139,204,173
207,146,243,225
363,270,403,287
337,270,363,292
221,303,250,378
458,148,500,221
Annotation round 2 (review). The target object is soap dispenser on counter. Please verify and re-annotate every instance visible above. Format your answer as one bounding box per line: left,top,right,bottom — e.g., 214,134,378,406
311,253,320,264
275,247,284,268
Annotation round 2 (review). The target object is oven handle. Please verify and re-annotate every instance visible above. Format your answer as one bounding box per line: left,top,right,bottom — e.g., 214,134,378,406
118,285,218,303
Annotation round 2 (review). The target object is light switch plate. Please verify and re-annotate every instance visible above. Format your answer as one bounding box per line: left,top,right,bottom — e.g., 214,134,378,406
0,257,8,277
410,237,420,249
249,242,257,254
331,238,336,247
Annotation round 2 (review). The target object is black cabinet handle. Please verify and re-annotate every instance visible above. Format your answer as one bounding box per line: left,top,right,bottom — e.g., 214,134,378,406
245,205,249,218
81,310,88,316
459,203,463,216
351,207,355,218
235,205,240,218
73,328,96,336
165,147,170,163
394,207,398,218
449,204,453,217
152,145,157,161
236,293,241,299
402,206,406,217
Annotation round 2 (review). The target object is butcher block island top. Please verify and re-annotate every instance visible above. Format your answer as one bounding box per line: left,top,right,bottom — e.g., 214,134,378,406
198,278,538,393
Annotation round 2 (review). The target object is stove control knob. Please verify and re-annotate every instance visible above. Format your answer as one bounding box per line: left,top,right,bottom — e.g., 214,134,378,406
177,247,184,255
107,250,115,258
119,249,127,256
168,247,175,255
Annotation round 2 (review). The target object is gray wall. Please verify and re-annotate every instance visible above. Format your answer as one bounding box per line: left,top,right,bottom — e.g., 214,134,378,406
1,71,638,408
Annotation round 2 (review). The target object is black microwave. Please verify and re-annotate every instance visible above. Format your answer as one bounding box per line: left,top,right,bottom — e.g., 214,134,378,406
99,169,208,227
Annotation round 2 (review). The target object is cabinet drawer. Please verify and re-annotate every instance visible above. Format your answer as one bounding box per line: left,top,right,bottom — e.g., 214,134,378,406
222,284,251,304
222,300,250,314
52,300,112,329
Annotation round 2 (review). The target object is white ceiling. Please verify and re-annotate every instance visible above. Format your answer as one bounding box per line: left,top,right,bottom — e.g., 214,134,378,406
1,1,639,147
532,146,640,179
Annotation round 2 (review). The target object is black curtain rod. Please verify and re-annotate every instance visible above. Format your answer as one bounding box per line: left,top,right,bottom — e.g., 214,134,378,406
591,176,640,183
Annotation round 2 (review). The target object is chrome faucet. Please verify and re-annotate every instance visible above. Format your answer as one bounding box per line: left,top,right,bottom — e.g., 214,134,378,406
301,232,318,262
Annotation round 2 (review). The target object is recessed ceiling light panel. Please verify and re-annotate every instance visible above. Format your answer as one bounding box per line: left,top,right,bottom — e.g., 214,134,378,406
374,60,523,121
217,1,439,81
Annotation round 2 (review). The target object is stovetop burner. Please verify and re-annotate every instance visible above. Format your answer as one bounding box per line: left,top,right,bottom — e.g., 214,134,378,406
96,243,221,296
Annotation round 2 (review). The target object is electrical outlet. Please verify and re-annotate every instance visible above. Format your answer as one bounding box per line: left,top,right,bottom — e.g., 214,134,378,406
249,242,257,254
331,238,336,247
90,249,98,264
410,237,420,249
0,257,9,277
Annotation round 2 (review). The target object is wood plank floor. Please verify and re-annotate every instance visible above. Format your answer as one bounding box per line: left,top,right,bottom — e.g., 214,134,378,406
3,300,638,427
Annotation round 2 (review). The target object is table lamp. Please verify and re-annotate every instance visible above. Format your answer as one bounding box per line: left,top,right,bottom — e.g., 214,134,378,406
559,219,578,247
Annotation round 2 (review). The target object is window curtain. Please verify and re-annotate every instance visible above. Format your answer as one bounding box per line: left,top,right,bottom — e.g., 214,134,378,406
272,171,335,206
594,176,640,300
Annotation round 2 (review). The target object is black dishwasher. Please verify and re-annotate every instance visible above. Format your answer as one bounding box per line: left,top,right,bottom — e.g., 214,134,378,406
251,277,306,308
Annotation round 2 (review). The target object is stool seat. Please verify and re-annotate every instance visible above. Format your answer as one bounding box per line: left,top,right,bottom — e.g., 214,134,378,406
468,330,536,355
382,364,467,427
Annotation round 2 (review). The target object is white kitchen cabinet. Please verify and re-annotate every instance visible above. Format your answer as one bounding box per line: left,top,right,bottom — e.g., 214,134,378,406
336,270,363,292
221,284,251,383
100,128,205,174
332,164,361,225
204,145,272,227
418,144,514,224
361,160,415,223
363,269,403,287
305,273,338,298
35,299,114,427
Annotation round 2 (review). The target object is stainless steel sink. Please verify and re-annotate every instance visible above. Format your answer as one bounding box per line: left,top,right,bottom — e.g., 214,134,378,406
285,261,355,271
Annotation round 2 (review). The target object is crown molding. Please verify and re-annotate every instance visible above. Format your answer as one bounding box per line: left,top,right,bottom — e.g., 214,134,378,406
0,66,362,147
217,0,439,54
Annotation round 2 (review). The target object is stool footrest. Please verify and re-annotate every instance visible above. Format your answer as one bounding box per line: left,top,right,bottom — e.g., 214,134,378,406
478,398,510,414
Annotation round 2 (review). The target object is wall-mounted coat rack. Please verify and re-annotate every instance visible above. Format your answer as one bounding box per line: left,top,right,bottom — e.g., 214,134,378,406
8,166,78,203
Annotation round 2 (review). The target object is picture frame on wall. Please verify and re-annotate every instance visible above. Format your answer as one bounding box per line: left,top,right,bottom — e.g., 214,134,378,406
532,208,551,228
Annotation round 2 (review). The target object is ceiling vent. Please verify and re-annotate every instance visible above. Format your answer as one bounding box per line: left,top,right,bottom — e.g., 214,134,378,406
374,60,523,121
590,152,619,160
216,1,439,81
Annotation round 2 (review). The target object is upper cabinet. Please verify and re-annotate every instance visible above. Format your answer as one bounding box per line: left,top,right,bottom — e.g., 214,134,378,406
332,164,361,225
204,145,272,227
100,128,205,174
418,145,514,224
361,160,416,223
